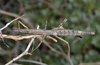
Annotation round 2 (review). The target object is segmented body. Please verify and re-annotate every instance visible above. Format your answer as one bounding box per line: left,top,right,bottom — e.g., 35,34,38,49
14,29,95,36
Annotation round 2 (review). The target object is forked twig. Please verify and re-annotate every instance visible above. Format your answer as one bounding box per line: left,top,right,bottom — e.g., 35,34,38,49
0,15,24,31
54,44,73,65
0,15,24,47
31,35,46,53
5,37,36,65
40,38,65,55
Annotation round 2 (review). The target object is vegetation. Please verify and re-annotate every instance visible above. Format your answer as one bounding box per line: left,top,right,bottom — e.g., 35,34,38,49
0,0,100,65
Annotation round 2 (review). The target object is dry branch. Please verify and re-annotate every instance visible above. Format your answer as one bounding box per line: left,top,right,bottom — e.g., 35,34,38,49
0,9,33,28
0,34,57,42
5,37,36,65
18,59,47,65
0,34,42,40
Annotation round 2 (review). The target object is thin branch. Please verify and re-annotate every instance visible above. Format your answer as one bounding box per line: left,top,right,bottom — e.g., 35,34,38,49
53,18,67,30
58,18,67,28
5,37,36,65
31,35,46,53
0,15,24,31
41,38,65,55
0,9,33,28
18,59,47,65
54,44,73,65
18,21,29,29
0,34,42,40
0,34,58,43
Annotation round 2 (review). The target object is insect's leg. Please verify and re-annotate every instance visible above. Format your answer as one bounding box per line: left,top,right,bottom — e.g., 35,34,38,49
53,18,67,30
46,35,57,42
31,34,46,53
54,35,70,58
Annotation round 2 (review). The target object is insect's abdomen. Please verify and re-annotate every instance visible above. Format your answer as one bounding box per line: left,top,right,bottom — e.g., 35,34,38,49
55,29,95,36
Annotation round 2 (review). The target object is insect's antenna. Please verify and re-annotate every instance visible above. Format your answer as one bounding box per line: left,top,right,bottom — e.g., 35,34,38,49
31,35,46,53
54,35,70,58
45,20,47,30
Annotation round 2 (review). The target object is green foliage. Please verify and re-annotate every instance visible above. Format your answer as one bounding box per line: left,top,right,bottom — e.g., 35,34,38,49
0,0,100,65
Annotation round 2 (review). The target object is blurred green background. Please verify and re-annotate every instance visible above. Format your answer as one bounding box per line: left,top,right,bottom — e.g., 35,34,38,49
0,0,100,65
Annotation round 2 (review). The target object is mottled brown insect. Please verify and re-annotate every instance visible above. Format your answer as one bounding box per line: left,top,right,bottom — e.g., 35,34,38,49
13,18,95,36
14,29,95,36
13,18,95,59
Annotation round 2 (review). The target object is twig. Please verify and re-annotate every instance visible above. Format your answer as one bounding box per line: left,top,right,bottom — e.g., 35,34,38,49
54,44,73,65
0,34,58,43
18,59,47,65
18,21,29,29
0,34,42,40
53,18,67,30
0,15,24,31
41,38,65,55
0,15,24,47
31,35,46,53
0,9,33,28
58,18,67,28
5,37,36,65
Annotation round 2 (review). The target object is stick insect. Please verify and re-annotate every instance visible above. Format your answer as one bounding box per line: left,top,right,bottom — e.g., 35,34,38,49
14,18,95,58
